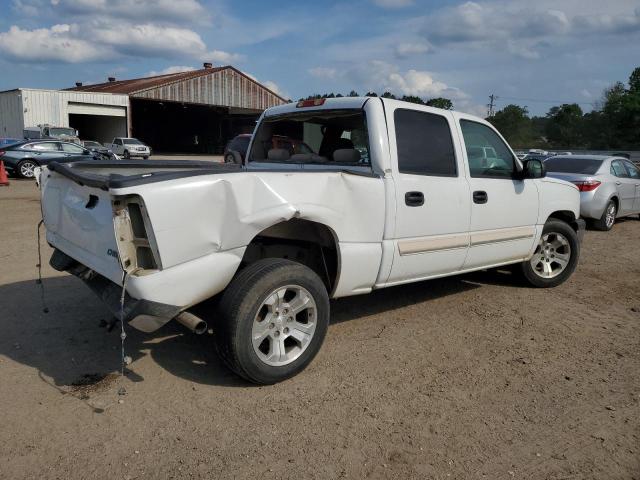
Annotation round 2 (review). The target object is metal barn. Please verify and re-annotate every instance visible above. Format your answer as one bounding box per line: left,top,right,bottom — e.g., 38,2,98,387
70,63,288,153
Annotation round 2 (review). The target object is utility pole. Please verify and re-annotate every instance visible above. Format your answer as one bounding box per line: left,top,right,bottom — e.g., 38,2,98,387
487,94,497,117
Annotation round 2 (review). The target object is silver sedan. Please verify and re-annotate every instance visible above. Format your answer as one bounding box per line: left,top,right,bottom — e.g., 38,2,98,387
545,155,640,231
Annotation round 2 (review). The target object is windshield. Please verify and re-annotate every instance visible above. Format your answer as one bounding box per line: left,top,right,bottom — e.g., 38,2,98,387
544,157,603,174
123,138,143,145
50,128,76,137
249,110,370,165
84,141,102,148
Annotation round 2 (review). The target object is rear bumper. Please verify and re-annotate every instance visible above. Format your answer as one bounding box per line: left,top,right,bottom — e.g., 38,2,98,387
50,249,181,332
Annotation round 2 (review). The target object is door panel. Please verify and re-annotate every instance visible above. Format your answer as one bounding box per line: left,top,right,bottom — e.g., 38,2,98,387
456,118,539,270
623,161,640,212
385,105,471,285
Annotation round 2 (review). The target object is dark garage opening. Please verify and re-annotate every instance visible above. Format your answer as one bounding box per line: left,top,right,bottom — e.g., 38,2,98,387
130,98,259,154
69,114,128,145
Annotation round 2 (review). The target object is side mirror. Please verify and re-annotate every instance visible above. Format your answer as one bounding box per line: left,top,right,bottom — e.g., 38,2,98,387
522,159,545,179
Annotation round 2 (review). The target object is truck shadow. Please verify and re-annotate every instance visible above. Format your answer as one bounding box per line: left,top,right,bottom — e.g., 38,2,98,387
0,269,519,390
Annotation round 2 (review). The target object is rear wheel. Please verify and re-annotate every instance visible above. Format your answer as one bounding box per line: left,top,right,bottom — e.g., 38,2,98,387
143,156,149,160
520,219,579,288
16,159,37,179
592,200,616,231
215,258,329,384
224,153,234,163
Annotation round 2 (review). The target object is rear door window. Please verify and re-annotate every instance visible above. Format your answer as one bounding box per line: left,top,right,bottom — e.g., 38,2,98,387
30,142,60,151
624,161,640,179
611,160,629,177
61,143,85,154
394,109,457,176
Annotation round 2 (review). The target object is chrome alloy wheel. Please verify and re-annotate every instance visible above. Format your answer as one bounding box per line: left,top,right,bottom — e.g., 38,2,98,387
605,202,616,229
20,161,36,178
529,232,572,279
251,285,317,367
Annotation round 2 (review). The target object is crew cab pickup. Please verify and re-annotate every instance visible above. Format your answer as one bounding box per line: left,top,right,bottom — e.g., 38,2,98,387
39,97,585,384
106,137,151,159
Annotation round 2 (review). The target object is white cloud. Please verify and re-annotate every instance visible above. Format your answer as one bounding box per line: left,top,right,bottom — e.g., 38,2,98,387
308,67,338,79
373,0,413,8
385,68,467,99
31,0,211,23
421,1,640,59
0,24,113,63
394,42,431,58
263,80,286,98
147,65,196,76
0,21,242,64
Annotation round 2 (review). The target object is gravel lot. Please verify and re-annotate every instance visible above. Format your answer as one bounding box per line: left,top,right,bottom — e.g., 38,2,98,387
1,179,639,480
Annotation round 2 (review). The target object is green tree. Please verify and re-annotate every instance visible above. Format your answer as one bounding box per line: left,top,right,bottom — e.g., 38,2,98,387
381,91,396,99
545,103,584,148
400,95,425,105
488,104,534,148
426,97,453,110
348,90,359,97
365,91,378,97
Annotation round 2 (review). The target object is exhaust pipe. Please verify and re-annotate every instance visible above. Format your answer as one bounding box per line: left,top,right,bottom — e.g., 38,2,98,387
175,311,207,335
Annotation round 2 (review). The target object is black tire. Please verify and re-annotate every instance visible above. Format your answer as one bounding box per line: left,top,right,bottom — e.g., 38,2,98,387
520,219,580,288
215,258,329,384
143,156,149,160
224,153,234,163
123,150,130,159
16,159,38,179
592,200,616,231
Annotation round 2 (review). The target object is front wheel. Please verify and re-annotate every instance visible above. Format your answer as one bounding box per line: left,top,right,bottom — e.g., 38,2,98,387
123,150,130,159
16,159,38,179
520,219,579,288
215,258,330,384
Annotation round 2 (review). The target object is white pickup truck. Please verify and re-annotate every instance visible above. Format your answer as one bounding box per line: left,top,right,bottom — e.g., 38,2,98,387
106,137,151,159
40,97,584,384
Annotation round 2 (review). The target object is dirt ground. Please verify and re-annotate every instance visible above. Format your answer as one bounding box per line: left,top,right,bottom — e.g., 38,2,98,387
1,179,638,480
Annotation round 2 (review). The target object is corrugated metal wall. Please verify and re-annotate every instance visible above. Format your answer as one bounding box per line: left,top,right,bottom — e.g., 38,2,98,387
20,89,129,129
0,91,25,138
132,69,286,110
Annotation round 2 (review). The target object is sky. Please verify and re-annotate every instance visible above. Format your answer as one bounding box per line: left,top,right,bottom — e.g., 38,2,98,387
0,0,639,116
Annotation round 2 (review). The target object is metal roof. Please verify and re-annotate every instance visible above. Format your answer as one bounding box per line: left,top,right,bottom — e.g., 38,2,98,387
66,65,286,102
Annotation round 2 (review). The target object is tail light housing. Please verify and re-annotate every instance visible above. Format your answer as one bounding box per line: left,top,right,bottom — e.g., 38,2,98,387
572,180,601,192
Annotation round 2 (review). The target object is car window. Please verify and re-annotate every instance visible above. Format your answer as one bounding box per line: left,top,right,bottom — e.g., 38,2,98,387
544,157,603,174
394,109,457,176
611,160,628,178
248,109,371,166
114,139,122,145
61,143,85,154
624,161,640,179
30,142,60,151
460,120,516,178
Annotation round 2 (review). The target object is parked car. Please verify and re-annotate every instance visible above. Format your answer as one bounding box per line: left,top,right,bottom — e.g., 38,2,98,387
545,155,640,230
0,140,97,178
39,97,584,384
224,134,313,163
106,137,151,159
24,125,81,144
224,134,252,163
82,140,109,153
0,138,21,146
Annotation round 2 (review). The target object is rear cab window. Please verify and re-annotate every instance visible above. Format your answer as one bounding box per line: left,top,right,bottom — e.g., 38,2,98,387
460,120,516,178
394,109,457,177
248,109,371,172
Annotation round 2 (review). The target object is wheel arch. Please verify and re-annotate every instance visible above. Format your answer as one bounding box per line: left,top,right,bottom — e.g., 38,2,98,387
546,210,582,234
240,218,341,295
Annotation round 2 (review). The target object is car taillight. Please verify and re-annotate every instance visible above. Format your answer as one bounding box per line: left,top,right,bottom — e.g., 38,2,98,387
296,98,325,108
572,180,601,192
